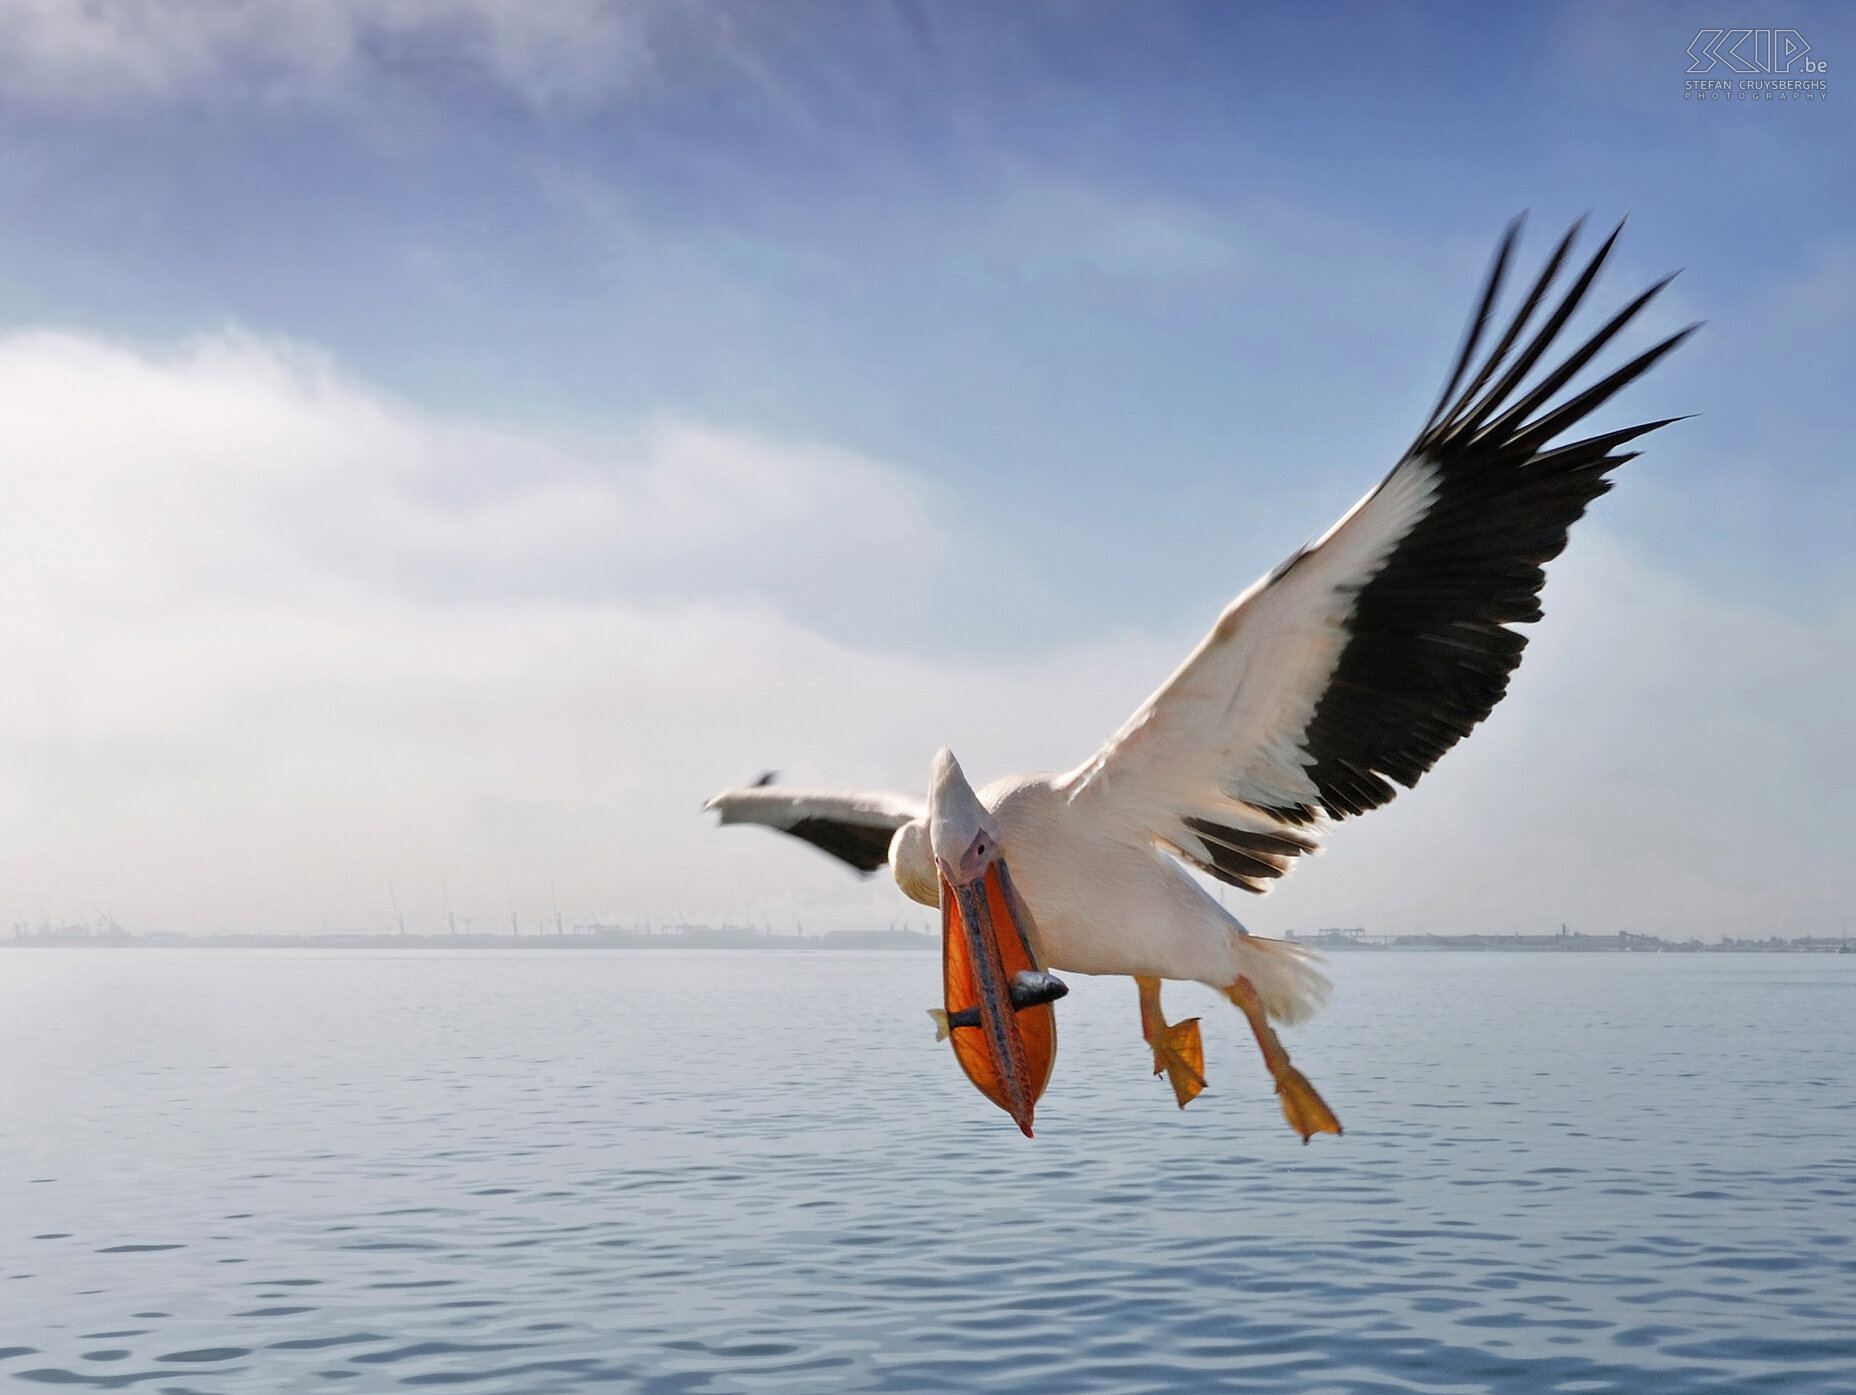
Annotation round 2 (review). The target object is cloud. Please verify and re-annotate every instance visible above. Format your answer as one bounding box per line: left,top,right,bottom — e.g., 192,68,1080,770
0,328,990,932
2,327,1848,942
0,0,658,110
0,329,941,736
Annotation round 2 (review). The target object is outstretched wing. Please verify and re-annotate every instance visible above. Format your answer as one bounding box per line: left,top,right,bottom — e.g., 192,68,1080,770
1061,216,1695,893
704,778,925,874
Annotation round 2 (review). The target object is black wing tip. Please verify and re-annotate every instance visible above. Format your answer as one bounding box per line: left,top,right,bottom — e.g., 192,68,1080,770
1421,215,1527,435
1506,322,1700,455
1429,214,1597,440
1296,216,1691,829
752,770,777,786
1493,211,1531,262
1593,413,1694,454
1423,218,1690,459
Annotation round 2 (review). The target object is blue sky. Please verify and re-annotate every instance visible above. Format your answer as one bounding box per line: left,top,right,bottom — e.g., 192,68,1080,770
0,1,1850,938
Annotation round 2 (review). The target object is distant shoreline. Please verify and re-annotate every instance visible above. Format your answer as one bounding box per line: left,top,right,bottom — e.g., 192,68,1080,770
1287,932,1856,955
6,928,1853,954
4,928,939,951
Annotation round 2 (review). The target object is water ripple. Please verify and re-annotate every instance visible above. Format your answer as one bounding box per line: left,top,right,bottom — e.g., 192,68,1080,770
4,950,1855,1392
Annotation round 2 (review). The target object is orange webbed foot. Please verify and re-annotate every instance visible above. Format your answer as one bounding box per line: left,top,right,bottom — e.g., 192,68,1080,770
1155,1016,1207,1108
1272,1063,1342,1142
1225,975,1342,1142
1136,976,1208,1108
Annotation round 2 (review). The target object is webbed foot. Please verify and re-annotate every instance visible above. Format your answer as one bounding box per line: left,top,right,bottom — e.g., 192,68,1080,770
1136,975,1208,1108
1224,975,1341,1142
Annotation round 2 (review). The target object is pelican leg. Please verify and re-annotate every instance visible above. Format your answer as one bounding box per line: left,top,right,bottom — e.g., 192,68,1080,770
1224,976,1342,1142
1135,975,1206,1108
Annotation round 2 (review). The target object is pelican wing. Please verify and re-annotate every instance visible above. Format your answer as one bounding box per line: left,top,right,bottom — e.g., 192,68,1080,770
704,779,924,874
1062,218,1694,892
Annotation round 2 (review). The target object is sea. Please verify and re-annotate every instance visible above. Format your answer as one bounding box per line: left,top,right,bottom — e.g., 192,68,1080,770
2,948,1852,1393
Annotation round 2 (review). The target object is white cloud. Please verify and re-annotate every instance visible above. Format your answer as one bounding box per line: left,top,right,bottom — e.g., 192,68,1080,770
0,330,941,738
1,327,1848,941
0,0,657,110
0,328,983,932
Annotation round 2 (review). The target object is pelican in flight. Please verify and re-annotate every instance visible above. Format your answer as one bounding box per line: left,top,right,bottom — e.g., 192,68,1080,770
706,218,1692,1138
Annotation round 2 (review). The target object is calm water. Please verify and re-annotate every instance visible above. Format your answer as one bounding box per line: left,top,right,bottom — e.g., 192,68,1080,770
2,948,1852,1393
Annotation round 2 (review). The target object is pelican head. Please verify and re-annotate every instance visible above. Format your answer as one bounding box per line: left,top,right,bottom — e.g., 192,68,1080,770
928,748,1001,884
926,747,1066,1135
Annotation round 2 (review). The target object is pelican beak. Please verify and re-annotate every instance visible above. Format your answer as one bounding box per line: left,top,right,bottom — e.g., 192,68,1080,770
929,749,1065,1136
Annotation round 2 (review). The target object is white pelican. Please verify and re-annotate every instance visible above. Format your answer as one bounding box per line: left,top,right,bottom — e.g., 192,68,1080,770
706,218,1692,1138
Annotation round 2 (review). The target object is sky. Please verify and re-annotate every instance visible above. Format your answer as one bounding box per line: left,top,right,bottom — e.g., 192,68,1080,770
1,0,1850,941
